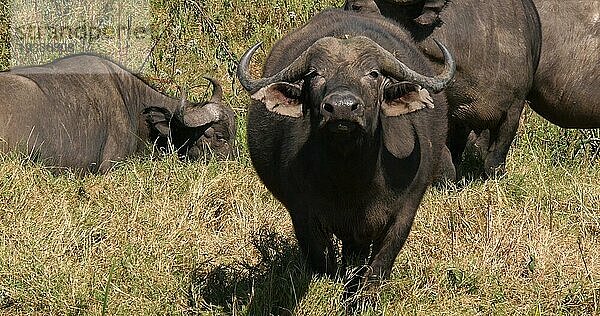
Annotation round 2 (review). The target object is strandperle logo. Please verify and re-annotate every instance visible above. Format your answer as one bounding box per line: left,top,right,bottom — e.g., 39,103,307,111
9,0,151,68
12,24,150,42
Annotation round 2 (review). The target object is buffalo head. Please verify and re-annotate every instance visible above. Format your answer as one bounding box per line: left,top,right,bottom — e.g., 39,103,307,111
144,77,236,159
238,36,454,157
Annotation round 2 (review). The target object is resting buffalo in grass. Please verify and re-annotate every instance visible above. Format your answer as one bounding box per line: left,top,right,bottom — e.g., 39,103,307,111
0,54,236,174
237,9,455,292
346,0,542,177
528,0,600,128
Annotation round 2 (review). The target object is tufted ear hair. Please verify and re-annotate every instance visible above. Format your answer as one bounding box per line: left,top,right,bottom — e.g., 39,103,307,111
381,82,434,117
143,106,173,136
251,82,303,117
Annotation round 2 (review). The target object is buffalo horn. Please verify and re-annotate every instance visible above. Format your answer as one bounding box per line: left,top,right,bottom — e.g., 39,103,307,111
237,42,313,93
179,86,191,112
377,38,455,93
204,76,223,104
178,79,225,128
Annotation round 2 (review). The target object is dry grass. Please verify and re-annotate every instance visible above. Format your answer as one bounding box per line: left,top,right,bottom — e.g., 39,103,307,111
0,154,296,315
0,111,598,315
1,0,599,315
8,0,152,68
0,0,9,70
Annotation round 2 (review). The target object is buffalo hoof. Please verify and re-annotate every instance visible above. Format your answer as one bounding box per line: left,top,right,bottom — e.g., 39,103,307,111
484,154,507,179
343,268,383,314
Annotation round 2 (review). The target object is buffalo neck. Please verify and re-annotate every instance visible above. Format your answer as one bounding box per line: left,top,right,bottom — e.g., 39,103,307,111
137,84,180,113
121,72,179,113
109,67,181,134
303,129,380,194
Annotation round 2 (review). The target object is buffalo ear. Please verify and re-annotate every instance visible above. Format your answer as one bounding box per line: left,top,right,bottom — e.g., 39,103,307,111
251,82,303,118
381,82,434,117
143,106,173,136
381,115,416,160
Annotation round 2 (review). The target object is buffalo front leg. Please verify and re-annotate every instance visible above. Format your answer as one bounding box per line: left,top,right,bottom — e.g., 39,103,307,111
446,120,472,179
355,201,420,290
484,100,525,177
289,212,338,277
433,144,457,183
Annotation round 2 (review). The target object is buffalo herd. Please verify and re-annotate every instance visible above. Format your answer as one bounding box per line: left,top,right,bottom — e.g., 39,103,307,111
1,0,598,297
236,0,599,294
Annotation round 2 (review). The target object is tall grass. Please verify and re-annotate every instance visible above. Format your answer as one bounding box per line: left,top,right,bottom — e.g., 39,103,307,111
0,0,9,70
0,0,599,315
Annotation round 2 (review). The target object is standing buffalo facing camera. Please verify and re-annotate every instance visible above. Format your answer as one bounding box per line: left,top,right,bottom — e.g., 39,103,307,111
237,9,455,291
346,0,542,177
0,54,236,174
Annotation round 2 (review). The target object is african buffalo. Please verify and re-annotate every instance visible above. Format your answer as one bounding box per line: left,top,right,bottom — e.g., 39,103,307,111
346,0,542,177
0,54,236,174
237,9,455,291
528,0,600,128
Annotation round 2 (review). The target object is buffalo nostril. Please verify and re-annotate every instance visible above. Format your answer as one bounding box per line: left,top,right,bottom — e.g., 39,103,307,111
323,103,334,113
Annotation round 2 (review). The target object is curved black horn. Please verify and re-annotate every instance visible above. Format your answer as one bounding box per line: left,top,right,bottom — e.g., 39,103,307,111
237,41,316,93
237,42,264,92
378,38,455,93
204,76,223,104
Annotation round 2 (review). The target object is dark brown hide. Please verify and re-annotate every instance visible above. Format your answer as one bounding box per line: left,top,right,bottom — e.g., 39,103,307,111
238,9,454,292
528,0,600,128
346,0,542,177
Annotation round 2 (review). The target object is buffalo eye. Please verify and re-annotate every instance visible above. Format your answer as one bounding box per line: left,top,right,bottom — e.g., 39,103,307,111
305,68,322,79
368,70,380,79
307,70,326,86
214,132,226,142
351,4,362,10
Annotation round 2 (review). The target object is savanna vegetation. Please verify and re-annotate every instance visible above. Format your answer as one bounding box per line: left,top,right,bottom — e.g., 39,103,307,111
0,0,599,315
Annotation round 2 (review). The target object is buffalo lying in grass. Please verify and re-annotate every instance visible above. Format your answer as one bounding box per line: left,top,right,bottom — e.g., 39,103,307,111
346,0,542,177
237,9,455,292
0,54,236,174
